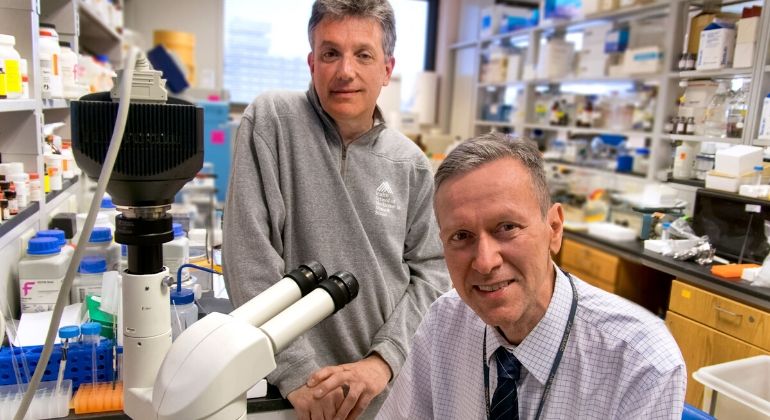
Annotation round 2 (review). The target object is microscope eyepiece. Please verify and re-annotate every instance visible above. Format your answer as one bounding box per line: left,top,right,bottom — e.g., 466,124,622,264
285,261,327,296
318,271,359,313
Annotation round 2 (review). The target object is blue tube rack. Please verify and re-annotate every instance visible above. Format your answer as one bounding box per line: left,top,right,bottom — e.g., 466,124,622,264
0,340,122,390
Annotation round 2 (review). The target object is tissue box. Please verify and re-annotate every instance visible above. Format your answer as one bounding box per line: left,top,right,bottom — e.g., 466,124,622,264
696,23,736,70
714,145,763,177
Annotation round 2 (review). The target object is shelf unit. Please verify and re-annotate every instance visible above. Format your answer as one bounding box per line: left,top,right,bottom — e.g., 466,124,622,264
0,0,122,318
448,0,770,197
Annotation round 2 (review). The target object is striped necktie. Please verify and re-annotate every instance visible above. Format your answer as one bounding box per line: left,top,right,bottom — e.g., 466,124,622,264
490,347,521,420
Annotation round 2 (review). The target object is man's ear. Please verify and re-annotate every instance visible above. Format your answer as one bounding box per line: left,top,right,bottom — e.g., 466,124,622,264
547,203,564,256
307,51,315,75
383,56,395,86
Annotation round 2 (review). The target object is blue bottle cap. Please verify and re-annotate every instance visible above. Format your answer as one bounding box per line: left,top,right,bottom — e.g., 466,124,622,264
89,226,113,243
27,237,61,255
36,229,66,247
79,256,107,274
100,195,115,209
755,165,764,171
663,222,671,228
80,322,101,336
58,325,80,339
172,223,184,238
170,288,195,305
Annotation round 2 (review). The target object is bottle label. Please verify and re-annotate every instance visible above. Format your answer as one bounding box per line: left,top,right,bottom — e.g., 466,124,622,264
4,59,21,93
19,278,64,313
0,69,6,98
41,57,53,94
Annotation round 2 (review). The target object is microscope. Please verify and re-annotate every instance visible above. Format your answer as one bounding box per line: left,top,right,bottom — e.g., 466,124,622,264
70,51,359,419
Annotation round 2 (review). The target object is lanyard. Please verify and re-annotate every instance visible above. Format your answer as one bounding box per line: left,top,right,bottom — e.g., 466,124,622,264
483,270,578,420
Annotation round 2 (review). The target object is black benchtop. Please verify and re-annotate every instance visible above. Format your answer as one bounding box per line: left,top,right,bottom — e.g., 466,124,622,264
563,230,770,311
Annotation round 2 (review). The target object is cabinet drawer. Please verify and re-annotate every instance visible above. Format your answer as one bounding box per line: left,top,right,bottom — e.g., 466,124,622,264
560,239,619,285
669,280,770,352
563,265,616,293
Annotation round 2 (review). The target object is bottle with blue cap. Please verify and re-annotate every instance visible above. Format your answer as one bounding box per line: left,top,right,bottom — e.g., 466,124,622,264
84,226,121,271
19,237,70,313
80,322,102,345
72,255,107,304
35,229,74,260
170,287,198,341
163,223,190,284
98,194,119,231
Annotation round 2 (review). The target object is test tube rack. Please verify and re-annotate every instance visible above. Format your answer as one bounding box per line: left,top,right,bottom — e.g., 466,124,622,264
0,340,122,390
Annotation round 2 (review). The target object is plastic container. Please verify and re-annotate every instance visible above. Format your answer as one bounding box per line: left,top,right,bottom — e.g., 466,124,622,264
163,223,189,282
19,58,28,99
170,288,197,341
0,380,72,420
84,226,120,271
59,41,78,99
18,237,70,313
9,172,29,208
632,148,650,174
80,322,101,345
72,256,106,304
35,229,73,260
60,143,76,179
0,34,22,99
673,141,696,180
28,172,41,202
98,195,119,231
693,355,770,419
73,212,111,245
39,23,63,99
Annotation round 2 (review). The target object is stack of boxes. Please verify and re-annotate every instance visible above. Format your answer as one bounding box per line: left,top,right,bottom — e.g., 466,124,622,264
733,6,761,68
705,145,765,192
577,23,613,78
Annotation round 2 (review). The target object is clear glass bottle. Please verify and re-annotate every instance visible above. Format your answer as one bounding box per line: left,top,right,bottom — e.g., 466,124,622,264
726,83,750,138
703,82,730,138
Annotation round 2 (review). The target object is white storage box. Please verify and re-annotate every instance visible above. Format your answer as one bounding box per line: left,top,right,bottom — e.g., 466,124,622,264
733,42,754,68
705,171,755,193
537,39,574,79
623,46,662,74
692,355,770,420
696,23,736,70
714,145,763,177
736,16,760,44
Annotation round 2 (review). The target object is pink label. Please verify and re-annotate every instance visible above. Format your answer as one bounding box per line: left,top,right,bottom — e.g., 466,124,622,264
211,130,226,145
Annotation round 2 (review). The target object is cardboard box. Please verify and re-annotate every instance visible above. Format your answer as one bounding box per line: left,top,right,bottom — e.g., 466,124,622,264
736,16,760,44
732,42,755,68
605,28,629,52
576,53,609,78
580,0,601,16
714,145,763,177
600,0,619,12
537,40,574,79
480,5,531,37
623,46,662,74
696,23,736,70
505,53,523,82
705,172,755,193
688,13,738,54
583,22,614,45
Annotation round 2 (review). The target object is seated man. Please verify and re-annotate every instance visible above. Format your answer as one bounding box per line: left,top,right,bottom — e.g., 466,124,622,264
378,132,686,419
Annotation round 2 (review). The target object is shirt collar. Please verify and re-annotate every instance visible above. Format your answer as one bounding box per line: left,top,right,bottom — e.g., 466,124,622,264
484,266,574,385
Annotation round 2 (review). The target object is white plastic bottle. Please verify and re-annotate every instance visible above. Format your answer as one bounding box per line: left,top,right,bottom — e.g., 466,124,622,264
72,256,107,304
170,288,198,341
98,195,119,231
84,226,121,271
672,141,696,180
0,34,22,99
18,237,70,313
163,223,189,282
39,23,63,99
59,41,79,99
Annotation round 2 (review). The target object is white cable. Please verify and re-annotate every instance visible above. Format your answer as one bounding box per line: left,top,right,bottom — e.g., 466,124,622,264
14,46,141,420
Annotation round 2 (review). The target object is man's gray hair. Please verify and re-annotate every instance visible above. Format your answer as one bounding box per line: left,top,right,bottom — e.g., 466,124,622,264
308,0,396,59
434,132,551,217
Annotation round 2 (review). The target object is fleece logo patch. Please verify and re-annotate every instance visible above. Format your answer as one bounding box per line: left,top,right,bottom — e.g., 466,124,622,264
375,181,399,216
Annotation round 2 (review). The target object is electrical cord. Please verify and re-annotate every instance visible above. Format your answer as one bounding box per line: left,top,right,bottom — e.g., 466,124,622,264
14,46,141,420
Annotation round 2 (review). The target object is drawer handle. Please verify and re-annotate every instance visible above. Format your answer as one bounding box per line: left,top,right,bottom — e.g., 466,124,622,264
714,305,743,321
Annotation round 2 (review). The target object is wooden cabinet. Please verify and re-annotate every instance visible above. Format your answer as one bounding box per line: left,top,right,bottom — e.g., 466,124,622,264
559,238,671,316
666,280,770,407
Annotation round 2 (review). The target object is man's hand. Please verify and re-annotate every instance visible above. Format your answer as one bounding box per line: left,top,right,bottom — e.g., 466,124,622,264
307,354,392,420
287,383,344,420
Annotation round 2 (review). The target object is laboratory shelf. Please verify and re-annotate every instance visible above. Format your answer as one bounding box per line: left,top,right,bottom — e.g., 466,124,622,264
545,159,647,182
449,39,479,50
78,2,120,43
0,99,36,113
0,201,40,250
677,68,753,79
478,81,525,89
666,176,705,189
42,98,69,110
474,120,518,128
524,123,651,137
528,74,662,85
479,26,534,44
45,175,80,210
665,134,743,144
536,0,673,33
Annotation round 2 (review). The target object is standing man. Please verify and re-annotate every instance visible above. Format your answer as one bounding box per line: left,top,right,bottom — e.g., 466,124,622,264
379,133,686,419
222,1,449,419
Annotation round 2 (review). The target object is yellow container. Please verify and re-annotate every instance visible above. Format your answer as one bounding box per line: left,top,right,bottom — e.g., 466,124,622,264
153,30,196,83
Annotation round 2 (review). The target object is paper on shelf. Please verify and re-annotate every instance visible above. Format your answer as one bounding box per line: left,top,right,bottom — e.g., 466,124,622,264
13,303,85,347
